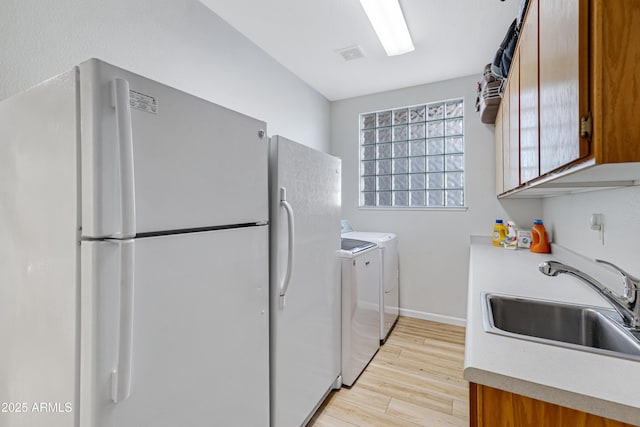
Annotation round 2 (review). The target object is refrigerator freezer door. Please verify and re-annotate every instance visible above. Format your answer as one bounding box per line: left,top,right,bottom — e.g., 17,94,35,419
80,226,270,427
269,136,342,427
79,59,269,238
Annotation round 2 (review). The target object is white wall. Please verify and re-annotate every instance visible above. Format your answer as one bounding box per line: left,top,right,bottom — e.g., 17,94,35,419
543,186,640,276
11,0,615,323
0,0,330,151
331,76,542,323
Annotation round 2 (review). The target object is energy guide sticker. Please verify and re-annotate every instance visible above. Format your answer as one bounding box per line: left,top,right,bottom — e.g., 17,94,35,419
129,90,157,114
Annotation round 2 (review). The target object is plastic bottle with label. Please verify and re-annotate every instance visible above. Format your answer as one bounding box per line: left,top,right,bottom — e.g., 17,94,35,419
530,219,550,253
503,221,519,249
492,220,508,246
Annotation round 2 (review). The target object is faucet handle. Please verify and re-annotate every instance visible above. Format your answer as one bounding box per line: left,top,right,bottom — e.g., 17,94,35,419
596,259,640,296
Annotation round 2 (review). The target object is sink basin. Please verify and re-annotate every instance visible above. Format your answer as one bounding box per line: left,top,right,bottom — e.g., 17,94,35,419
482,293,640,361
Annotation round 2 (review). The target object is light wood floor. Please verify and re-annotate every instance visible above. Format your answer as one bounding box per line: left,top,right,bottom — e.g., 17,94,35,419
308,317,468,427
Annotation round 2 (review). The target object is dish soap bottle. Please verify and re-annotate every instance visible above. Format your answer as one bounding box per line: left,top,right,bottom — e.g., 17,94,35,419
492,220,507,246
530,219,550,253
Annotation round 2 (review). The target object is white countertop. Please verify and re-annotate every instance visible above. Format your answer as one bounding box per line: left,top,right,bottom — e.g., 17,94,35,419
464,236,640,425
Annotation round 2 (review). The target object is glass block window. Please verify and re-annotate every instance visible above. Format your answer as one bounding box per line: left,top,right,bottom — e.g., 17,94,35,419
360,99,465,208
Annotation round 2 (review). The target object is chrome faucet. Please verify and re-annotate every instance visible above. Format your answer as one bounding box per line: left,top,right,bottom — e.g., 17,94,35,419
539,259,640,330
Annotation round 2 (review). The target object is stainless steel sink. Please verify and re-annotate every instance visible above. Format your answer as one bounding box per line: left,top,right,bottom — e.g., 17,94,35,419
482,293,640,361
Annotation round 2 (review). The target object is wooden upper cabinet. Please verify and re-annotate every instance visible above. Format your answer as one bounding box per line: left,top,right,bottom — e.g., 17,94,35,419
591,0,640,163
538,0,589,175
518,0,539,183
505,52,521,191
501,82,511,194
494,104,504,195
494,0,640,197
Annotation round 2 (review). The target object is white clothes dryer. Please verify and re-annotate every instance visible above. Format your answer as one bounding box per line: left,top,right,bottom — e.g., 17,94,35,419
341,221,399,343
339,238,380,386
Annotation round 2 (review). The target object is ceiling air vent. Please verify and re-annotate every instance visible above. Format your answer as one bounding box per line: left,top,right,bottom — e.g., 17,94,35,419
336,45,365,61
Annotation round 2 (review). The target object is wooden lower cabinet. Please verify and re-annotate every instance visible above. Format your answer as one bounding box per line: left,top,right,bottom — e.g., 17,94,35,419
469,383,635,427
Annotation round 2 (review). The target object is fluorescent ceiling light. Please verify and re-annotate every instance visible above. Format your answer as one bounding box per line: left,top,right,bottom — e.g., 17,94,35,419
359,0,415,56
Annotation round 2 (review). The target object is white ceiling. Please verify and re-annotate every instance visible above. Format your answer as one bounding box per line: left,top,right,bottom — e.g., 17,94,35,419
199,0,520,101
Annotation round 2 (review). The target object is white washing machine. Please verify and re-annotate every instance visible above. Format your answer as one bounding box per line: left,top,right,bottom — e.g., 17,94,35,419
339,238,380,387
341,221,400,343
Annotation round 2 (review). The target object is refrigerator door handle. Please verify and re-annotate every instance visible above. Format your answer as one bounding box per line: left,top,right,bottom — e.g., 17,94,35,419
111,239,135,403
111,78,137,238
278,187,295,305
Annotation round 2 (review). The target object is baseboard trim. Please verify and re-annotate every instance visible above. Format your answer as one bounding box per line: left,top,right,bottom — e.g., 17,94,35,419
399,308,466,327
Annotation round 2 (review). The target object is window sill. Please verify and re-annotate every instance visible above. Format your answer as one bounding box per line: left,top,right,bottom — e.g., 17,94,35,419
357,206,469,212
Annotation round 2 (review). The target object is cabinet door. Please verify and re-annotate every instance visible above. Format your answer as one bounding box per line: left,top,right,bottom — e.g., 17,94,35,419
501,83,511,192
470,383,634,427
593,0,640,163
494,103,504,195
539,0,589,175
519,0,540,182
505,53,521,191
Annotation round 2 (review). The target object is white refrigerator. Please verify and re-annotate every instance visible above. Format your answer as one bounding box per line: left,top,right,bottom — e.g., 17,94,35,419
269,136,342,427
0,59,270,427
